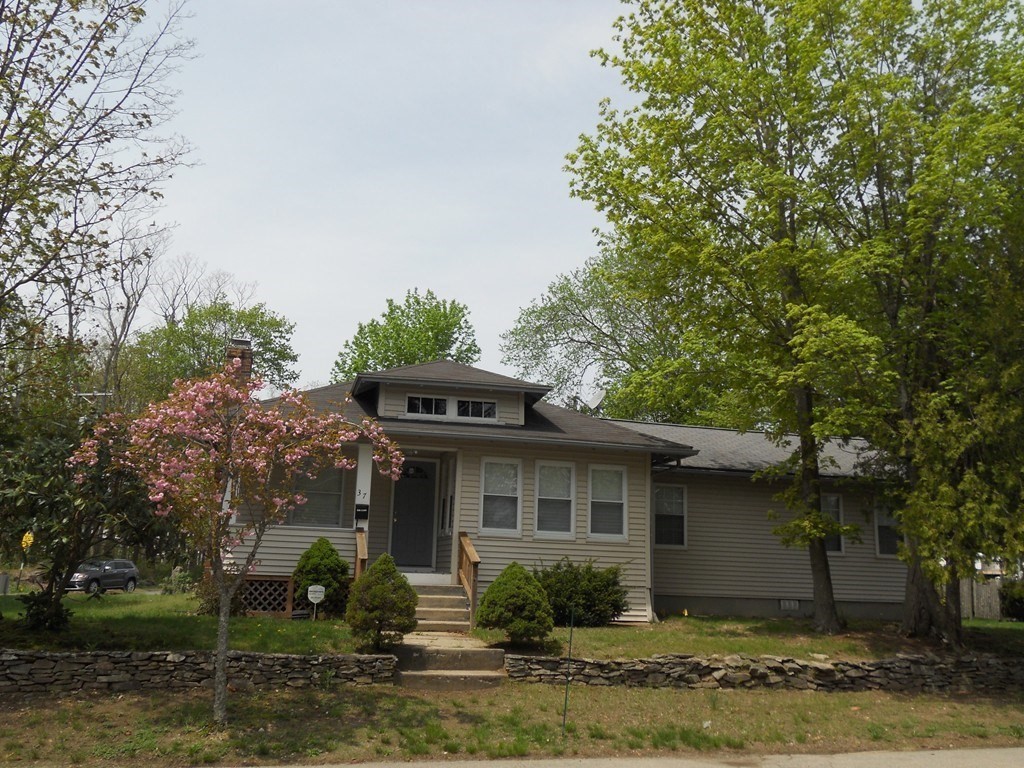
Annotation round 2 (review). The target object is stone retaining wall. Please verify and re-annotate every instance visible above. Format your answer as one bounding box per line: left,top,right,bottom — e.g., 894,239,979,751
506,652,1024,694
0,649,395,695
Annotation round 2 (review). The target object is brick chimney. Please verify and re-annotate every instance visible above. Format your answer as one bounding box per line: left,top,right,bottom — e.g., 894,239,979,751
225,338,253,381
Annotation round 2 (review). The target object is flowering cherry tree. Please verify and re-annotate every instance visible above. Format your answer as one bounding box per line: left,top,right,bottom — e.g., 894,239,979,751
74,360,402,723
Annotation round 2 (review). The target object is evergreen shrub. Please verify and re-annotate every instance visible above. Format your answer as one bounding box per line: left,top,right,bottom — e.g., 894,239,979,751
345,553,417,651
293,537,350,617
534,557,629,626
999,579,1024,621
476,561,553,644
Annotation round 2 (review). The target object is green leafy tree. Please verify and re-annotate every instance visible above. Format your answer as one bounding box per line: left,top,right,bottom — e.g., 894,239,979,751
344,554,418,651
476,562,553,645
120,299,298,411
293,537,350,618
0,1,190,382
513,0,1024,640
330,289,480,381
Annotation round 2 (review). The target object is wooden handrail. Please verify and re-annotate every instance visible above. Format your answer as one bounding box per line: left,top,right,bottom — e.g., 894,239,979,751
354,529,368,579
457,531,481,625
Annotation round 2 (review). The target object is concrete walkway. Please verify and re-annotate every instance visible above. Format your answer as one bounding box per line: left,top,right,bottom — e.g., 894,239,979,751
228,747,1024,768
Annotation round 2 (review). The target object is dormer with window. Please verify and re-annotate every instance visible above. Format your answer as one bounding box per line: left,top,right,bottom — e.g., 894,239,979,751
350,360,551,428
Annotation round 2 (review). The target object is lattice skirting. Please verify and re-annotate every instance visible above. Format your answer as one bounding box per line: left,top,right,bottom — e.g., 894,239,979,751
242,576,294,616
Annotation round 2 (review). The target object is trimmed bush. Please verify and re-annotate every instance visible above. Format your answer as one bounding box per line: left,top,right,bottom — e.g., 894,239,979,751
345,553,417,651
999,579,1024,621
293,537,350,617
192,572,247,617
534,557,630,627
476,561,553,644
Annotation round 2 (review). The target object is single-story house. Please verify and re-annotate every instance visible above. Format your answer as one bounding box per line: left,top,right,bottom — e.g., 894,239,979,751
238,361,906,621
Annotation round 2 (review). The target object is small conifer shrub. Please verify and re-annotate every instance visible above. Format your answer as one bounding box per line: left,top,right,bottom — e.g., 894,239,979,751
999,579,1024,621
293,537,350,617
345,553,417,651
476,561,553,644
534,557,629,626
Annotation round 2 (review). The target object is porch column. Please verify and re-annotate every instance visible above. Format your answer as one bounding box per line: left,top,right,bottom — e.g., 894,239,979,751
354,443,373,530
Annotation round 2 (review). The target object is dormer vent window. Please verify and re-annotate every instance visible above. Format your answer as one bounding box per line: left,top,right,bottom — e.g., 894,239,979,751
457,399,496,419
407,396,447,416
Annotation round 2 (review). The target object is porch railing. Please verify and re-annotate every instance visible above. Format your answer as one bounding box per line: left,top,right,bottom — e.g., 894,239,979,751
457,531,480,625
354,529,368,579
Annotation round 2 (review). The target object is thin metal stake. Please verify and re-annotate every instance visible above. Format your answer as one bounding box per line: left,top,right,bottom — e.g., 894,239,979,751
561,605,575,736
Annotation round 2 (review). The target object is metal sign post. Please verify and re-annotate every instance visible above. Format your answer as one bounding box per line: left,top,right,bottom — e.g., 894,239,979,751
307,584,325,621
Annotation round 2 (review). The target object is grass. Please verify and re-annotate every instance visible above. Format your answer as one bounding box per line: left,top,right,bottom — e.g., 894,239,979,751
2,591,1024,764
474,615,1024,662
3,590,1022,661
1,682,1023,766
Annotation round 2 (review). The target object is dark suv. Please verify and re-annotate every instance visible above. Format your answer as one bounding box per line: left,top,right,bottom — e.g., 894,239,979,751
68,559,140,594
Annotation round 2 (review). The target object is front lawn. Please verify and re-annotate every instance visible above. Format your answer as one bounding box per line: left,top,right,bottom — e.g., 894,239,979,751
2,591,1022,660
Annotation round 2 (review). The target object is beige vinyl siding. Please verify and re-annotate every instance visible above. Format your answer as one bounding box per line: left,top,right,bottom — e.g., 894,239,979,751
457,444,652,620
378,384,522,425
435,532,453,575
652,475,906,604
239,464,395,576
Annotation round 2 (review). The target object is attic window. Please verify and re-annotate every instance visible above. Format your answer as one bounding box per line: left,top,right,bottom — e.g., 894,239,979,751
457,399,496,419
407,396,447,416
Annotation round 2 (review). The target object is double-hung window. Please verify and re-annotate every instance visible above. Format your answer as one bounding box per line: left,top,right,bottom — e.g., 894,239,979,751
654,484,686,547
822,493,843,553
289,469,348,528
875,507,900,557
535,461,574,537
481,458,521,534
589,465,627,539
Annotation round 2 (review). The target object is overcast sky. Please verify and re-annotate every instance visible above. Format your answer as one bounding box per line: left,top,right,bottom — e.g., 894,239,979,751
158,0,629,388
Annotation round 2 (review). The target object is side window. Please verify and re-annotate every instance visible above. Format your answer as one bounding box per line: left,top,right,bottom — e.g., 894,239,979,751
289,468,349,528
875,507,900,556
589,465,627,540
481,459,521,534
654,484,686,547
822,493,843,553
535,461,575,537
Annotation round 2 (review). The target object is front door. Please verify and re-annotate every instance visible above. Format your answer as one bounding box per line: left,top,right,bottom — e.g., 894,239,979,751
390,459,437,568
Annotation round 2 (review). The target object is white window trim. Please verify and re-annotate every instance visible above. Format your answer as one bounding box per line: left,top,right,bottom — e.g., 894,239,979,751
653,483,687,549
588,464,628,542
534,460,576,540
288,469,351,529
404,392,499,423
822,492,844,555
479,457,522,537
875,507,900,558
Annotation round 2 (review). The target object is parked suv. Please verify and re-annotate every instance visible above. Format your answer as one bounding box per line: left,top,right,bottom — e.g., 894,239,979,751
68,559,140,594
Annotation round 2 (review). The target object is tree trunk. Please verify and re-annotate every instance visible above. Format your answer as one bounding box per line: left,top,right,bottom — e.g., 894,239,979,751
213,581,232,725
794,384,842,634
808,537,842,634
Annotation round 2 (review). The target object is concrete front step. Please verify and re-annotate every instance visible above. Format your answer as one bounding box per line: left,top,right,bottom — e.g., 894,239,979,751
415,619,471,633
396,632,506,690
417,607,470,623
417,594,468,610
395,645,504,672
397,669,505,691
414,584,467,597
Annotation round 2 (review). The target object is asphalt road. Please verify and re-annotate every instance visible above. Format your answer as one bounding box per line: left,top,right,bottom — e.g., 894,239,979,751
228,747,1024,768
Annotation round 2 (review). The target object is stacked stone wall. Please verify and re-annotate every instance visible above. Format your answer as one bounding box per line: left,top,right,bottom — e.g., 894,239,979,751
506,652,1024,694
0,649,395,695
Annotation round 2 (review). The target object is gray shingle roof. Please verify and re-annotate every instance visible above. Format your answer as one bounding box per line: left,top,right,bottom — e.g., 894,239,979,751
610,421,868,477
292,373,694,456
